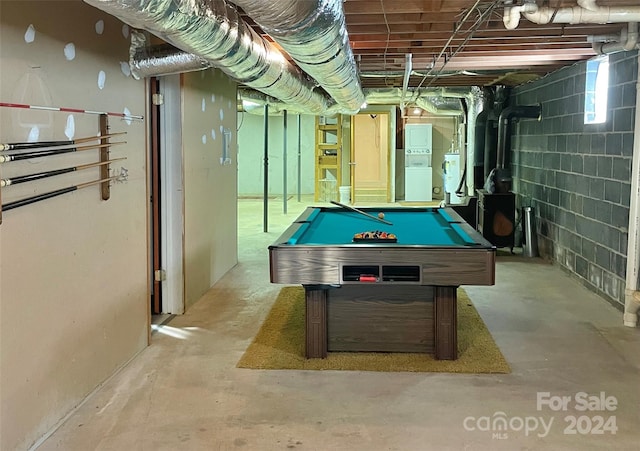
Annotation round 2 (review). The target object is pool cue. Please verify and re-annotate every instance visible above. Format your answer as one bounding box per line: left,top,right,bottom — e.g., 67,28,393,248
0,142,125,163
330,200,393,225
0,157,126,187
0,132,126,151
2,175,120,211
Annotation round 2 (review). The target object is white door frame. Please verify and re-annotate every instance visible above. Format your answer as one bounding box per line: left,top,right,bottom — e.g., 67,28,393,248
159,75,185,314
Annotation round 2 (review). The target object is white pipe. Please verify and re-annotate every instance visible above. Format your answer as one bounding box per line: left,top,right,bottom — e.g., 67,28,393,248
503,1,538,30
587,33,625,43
401,54,413,112
593,23,639,54
505,0,640,29
525,6,640,25
624,53,640,327
578,0,599,12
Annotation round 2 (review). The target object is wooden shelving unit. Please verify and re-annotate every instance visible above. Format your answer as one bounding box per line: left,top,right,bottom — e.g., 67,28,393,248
314,114,342,202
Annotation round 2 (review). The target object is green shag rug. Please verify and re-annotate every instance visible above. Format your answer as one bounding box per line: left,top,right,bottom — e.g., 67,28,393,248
237,286,510,373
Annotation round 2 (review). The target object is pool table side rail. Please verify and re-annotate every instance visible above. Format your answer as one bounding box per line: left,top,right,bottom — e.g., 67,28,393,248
437,207,495,247
269,246,495,286
454,219,494,248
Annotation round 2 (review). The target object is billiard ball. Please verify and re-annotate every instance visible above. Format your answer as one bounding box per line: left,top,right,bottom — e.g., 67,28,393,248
378,212,385,219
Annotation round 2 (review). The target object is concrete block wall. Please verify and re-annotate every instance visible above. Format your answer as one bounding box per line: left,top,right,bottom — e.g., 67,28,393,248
511,50,637,309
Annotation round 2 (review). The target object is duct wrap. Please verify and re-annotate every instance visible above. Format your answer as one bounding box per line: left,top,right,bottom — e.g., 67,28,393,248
468,86,488,190
237,86,472,117
230,0,365,114
415,96,463,116
361,87,468,116
129,30,211,79
84,0,329,114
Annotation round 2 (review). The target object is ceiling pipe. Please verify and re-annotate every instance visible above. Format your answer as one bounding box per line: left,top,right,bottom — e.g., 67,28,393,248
504,0,640,30
593,22,639,54
228,0,365,114
400,54,413,113
503,1,537,30
360,70,491,79
83,0,330,114
578,0,599,12
587,32,626,43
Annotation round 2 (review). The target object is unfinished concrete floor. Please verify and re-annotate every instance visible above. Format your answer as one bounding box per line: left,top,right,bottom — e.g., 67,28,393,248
38,198,640,450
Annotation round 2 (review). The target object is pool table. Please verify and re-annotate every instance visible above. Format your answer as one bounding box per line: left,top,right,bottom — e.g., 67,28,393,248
268,205,496,360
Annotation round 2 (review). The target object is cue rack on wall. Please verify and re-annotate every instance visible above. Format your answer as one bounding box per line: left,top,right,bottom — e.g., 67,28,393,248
0,114,127,224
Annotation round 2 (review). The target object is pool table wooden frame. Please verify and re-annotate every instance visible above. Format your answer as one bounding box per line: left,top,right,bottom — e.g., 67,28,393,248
268,206,496,360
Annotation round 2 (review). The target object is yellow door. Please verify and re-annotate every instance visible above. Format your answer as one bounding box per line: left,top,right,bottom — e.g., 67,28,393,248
351,113,390,204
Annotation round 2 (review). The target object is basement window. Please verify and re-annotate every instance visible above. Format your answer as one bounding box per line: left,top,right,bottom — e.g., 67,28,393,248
584,55,609,125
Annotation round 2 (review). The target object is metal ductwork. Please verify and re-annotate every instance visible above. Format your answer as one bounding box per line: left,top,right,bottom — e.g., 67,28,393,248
363,87,469,116
492,104,542,192
129,30,211,79
496,104,541,170
228,0,365,114
238,87,471,116
83,0,329,114
401,54,413,111
415,96,463,117
238,88,292,115
471,88,491,190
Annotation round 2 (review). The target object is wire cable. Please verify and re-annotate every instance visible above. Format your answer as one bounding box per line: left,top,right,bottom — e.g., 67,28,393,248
413,1,502,95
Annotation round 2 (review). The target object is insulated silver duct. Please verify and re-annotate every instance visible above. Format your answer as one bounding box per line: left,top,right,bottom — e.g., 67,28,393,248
229,0,365,114
362,88,467,116
467,86,486,191
84,0,329,114
415,96,463,116
129,30,211,79
238,87,470,117
400,54,412,111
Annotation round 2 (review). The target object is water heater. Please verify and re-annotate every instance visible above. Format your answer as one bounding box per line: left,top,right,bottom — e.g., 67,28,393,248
443,153,464,205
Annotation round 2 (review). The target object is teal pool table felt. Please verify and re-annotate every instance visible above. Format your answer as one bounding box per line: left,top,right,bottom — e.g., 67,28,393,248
287,207,477,246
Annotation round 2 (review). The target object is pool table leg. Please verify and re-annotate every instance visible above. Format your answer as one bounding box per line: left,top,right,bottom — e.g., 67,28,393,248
435,286,458,360
304,287,327,358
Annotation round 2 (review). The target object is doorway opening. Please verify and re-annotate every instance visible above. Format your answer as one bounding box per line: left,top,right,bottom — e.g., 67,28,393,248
149,75,185,328
350,111,391,204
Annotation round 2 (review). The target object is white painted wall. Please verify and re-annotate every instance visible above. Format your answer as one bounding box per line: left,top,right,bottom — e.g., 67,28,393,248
182,70,238,308
237,111,316,196
0,3,148,449
0,2,240,449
